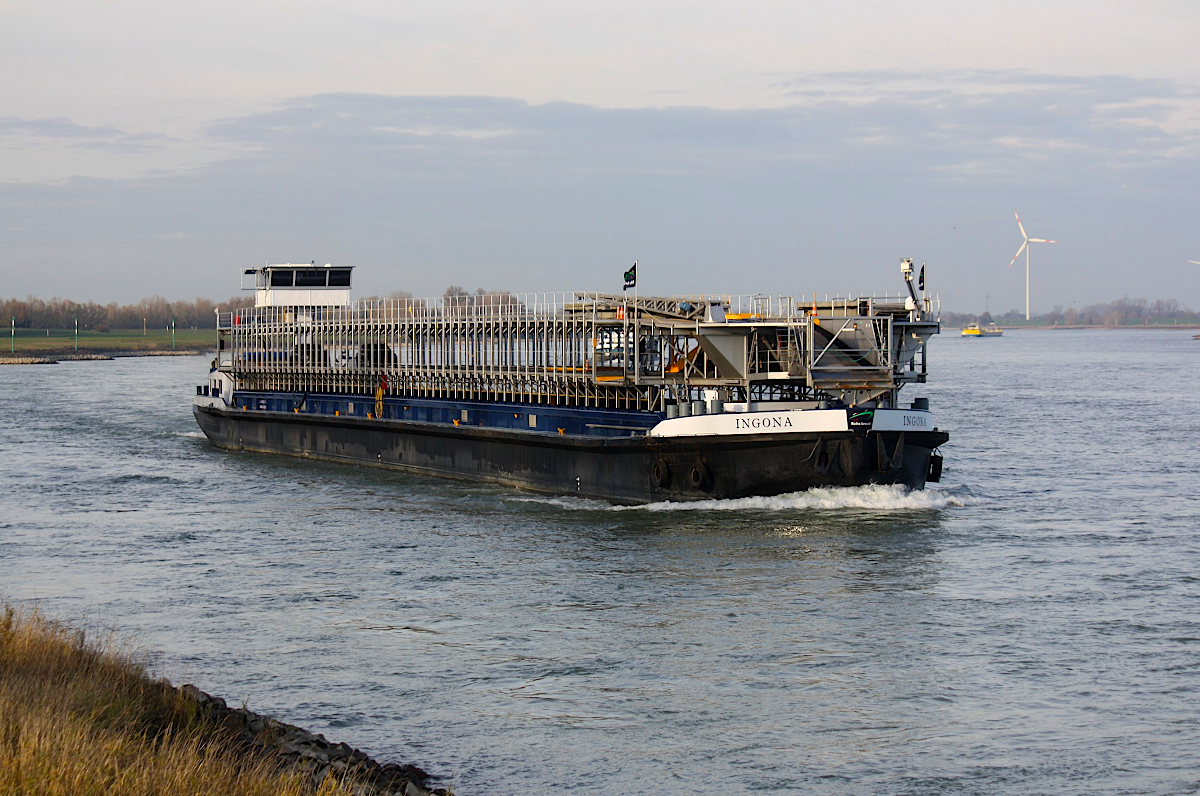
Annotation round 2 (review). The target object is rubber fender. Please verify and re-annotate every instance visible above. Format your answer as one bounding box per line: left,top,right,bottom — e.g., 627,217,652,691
811,439,831,475
928,451,943,483
651,458,672,488
688,461,711,490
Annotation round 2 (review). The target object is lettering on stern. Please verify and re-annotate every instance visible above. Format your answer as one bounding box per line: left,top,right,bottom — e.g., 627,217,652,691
734,416,795,430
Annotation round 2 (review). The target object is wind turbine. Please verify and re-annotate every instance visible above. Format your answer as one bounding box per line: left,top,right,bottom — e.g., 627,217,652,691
1190,260,1200,265
1008,212,1058,321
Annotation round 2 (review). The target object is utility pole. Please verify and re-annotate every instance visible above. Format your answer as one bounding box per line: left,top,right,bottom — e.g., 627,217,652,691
143,317,146,336
10,317,13,353
74,317,78,351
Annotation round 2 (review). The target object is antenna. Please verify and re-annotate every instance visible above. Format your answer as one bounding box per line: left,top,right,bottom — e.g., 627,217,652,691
1007,212,1058,320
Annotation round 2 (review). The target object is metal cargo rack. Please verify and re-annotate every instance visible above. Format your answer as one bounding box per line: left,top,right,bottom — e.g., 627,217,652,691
217,288,939,412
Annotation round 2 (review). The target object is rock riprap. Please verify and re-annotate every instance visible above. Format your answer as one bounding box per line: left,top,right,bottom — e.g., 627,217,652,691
179,684,446,796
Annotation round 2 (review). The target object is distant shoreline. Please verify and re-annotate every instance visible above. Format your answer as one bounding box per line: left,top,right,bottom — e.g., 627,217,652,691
0,349,210,365
4,322,1198,364
960,324,1200,331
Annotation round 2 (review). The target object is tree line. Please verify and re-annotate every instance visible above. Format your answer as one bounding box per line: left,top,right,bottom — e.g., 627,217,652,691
942,296,1198,327
0,296,254,332
1,286,511,331
4,291,1195,331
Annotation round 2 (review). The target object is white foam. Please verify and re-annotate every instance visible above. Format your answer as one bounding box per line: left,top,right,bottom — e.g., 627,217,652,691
175,431,206,439
509,495,613,511
514,484,987,513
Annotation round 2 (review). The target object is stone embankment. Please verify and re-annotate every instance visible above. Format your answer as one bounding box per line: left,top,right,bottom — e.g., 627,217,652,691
0,350,208,365
0,354,112,364
179,684,447,796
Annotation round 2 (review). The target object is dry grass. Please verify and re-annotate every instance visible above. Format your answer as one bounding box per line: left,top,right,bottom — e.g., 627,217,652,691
0,604,358,796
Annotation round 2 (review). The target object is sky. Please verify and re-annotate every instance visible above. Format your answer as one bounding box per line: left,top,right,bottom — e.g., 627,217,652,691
1,0,1198,313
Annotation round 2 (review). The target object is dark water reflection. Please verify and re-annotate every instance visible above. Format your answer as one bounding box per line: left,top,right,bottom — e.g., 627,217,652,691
2,330,1198,794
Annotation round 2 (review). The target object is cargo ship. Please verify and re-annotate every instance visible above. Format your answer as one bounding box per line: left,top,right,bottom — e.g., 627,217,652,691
193,259,948,503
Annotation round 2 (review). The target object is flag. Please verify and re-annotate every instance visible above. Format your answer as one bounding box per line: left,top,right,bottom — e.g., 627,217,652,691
623,261,636,290
918,263,925,291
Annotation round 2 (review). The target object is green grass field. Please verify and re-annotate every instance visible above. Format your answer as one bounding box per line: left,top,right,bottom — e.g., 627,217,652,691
3,328,216,355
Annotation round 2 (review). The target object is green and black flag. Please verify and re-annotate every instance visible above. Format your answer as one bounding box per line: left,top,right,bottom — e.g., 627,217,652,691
623,261,637,290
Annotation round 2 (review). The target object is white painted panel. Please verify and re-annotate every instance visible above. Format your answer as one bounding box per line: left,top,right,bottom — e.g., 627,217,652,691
256,287,352,307
649,409,849,438
870,409,935,431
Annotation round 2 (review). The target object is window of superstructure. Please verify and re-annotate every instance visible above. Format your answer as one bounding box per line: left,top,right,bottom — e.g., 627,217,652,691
270,270,294,287
295,270,327,287
328,269,352,287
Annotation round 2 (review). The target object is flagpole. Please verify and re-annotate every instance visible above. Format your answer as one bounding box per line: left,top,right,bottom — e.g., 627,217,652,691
633,260,638,388
624,264,633,384
621,260,637,383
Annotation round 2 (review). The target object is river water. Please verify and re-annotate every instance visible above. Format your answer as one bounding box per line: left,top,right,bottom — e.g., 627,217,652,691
1,329,1198,795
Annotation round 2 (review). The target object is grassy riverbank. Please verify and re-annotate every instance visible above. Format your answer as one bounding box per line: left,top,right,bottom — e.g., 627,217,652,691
2,328,213,356
0,605,436,796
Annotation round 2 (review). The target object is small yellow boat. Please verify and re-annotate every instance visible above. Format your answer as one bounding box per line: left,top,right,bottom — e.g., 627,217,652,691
962,322,1003,337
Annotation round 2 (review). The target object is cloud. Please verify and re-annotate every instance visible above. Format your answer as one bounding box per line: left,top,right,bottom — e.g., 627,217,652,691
0,117,128,139
197,72,1199,187
774,71,1200,178
1,71,1198,311
0,116,175,153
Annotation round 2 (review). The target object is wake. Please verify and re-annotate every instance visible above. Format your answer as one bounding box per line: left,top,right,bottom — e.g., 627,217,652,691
515,484,987,513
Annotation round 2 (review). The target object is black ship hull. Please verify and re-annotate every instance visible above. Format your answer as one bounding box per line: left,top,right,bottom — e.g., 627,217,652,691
194,405,947,504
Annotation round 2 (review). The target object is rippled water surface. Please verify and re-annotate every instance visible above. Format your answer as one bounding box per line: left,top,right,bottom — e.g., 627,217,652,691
2,330,1198,795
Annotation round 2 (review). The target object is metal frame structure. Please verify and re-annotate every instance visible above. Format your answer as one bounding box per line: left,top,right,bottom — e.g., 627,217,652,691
217,290,939,411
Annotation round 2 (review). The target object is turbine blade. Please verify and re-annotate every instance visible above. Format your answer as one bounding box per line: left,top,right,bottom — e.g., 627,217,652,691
1015,211,1027,240
1190,260,1200,265
1028,238,1058,243
1008,241,1027,267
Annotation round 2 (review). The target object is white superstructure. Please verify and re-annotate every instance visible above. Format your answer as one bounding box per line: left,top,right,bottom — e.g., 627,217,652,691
242,263,354,308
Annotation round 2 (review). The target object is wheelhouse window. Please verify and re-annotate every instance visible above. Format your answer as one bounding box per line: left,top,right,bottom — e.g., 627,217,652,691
270,270,294,287
327,269,352,287
295,269,327,287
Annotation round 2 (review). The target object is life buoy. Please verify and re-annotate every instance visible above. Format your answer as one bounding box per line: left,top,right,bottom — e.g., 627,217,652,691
651,458,671,488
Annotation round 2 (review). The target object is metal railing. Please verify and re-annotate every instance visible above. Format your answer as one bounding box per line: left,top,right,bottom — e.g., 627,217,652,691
215,291,930,409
